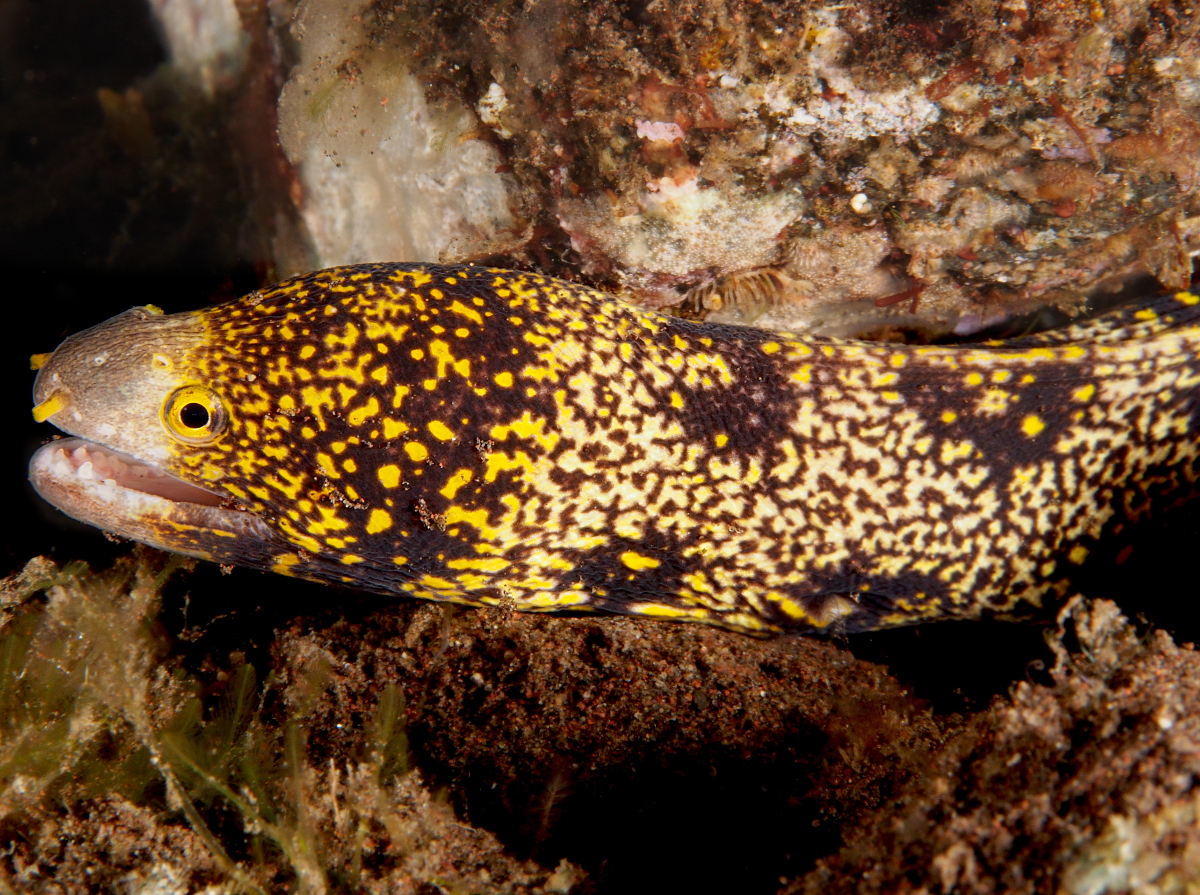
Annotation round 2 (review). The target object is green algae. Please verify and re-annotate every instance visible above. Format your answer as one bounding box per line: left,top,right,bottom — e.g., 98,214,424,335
0,552,412,893
0,549,575,893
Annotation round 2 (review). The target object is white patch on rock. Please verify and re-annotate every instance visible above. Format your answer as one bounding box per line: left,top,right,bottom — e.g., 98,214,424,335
559,186,803,283
776,7,940,144
785,86,941,144
635,120,685,143
145,0,248,95
277,0,518,268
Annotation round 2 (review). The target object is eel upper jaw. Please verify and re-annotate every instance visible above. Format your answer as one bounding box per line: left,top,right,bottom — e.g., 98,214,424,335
29,437,277,558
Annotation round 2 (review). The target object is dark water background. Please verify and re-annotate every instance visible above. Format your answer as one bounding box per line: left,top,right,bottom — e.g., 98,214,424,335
0,0,343,672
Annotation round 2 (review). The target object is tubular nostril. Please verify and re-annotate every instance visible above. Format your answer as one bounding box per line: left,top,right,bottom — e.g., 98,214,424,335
32,390,69,423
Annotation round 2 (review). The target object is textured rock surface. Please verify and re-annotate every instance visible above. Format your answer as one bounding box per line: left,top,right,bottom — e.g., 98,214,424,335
795,598,1200,894
264,0,1200,337
276,1,519,270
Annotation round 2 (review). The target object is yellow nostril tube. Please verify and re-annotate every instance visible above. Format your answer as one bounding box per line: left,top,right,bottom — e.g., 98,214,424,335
29,352,52,371
32,391,68,423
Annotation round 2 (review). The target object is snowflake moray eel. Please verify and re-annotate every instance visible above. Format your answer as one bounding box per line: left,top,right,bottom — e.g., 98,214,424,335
27,263,1200,635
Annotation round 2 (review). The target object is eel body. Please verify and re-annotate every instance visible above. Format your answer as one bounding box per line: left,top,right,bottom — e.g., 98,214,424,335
27,263,1200,635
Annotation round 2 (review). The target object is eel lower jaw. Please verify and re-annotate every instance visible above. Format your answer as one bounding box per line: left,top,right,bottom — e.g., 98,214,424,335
29,437,272,557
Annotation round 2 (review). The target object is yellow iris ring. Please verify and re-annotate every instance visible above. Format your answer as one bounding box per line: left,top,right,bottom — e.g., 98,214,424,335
161,385,227,444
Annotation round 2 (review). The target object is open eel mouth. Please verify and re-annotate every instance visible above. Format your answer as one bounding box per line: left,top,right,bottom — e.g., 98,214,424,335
35,437,225,506
29,437,277,561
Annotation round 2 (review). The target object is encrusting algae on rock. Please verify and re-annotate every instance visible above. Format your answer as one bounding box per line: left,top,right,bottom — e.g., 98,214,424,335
259,0,1200,339
26,262,1200,636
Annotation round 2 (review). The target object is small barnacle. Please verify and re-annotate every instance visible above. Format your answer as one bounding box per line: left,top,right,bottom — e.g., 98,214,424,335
895,187,1028,280
1022,112,1106,163
476,82,513,139
789,240,833,274
765,132,811,175
671,222,907,330
785,226,893,287
948,188,1028,237
939,83,984,114
948,140,1028,185
865,137,918,190
675,267,793,324
1063,26,1114,93
981,41,1017,75
779,225,903,308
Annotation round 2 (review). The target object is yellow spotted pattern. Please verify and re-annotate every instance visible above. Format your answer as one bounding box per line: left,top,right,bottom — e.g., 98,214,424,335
156,265,1200,635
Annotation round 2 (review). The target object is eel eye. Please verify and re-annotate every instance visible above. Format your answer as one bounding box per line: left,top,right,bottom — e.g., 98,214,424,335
162,385,226,444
